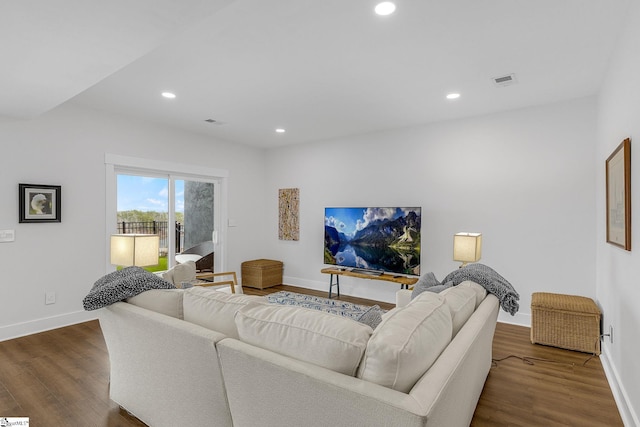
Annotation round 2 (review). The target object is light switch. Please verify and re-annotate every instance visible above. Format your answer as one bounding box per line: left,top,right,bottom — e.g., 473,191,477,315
0,229,15,242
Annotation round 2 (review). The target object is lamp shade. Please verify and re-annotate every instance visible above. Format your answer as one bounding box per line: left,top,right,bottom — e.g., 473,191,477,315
110,234,159,267
453,232,482,264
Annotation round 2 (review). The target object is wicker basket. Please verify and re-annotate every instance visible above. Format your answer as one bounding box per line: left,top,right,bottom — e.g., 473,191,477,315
241,259,283,289
531,292,601,354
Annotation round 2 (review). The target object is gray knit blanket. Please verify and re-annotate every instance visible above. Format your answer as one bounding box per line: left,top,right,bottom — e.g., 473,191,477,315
83,267,175,311
442,263,519,315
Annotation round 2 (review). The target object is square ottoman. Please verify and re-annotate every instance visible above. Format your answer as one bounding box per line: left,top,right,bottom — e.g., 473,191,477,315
241,259,283,289
531,292,601,354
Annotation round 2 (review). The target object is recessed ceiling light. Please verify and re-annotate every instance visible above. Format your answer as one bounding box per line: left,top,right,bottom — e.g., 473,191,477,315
446,93,461,100
161,92,176,99
375,2,396,16
275,128,286,133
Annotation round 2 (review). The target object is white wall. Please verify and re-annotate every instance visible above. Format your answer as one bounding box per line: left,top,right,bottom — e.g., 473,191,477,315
596,1,640,425
265,97,597,326
0,103,267,340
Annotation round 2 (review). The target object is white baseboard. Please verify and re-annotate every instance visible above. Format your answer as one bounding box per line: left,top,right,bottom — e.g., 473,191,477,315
0,310,98,342
600,347,640,427
497,310,531,327
284,275,327,293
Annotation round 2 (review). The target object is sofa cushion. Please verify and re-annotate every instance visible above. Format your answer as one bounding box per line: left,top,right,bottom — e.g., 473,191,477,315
126,289,185,319
458,280,487,309
357,291,452,393
183,287,263,338
439,285,477,336
235,302,373,376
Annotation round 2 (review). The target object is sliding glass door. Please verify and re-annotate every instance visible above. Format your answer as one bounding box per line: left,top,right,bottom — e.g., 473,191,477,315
106,154,227,274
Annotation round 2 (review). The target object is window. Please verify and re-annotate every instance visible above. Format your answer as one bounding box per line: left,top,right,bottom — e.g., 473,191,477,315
105,154,228,273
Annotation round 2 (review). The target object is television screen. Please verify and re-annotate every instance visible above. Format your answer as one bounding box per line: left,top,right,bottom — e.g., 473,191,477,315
324,207,421,276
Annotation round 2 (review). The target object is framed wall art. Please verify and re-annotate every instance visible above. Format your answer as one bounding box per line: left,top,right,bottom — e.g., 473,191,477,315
19,183,61,223
605,138,631,250
278,188,299,241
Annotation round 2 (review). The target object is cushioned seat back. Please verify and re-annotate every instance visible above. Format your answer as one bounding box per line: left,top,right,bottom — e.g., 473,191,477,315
234,302,373,376
126,289,185,319
356,291,453,393
440,285,477,336
182,286,263,338
458,280,487,308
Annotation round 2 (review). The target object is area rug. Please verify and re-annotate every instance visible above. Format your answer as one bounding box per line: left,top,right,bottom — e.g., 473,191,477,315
266,291,384,328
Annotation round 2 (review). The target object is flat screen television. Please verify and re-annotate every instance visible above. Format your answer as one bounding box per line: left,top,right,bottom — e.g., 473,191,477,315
324,207,421,276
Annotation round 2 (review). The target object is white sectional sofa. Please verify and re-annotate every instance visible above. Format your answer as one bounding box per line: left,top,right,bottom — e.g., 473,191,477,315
99,282,499,427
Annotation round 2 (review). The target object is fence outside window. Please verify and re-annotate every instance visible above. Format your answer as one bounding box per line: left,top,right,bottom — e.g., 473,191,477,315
116,221,184,254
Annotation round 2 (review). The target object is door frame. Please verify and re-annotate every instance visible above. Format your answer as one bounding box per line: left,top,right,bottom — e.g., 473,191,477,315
105,153,229,274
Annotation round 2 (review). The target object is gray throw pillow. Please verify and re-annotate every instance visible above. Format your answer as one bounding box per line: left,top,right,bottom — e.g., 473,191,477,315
411,272,441,299
356,305,384,329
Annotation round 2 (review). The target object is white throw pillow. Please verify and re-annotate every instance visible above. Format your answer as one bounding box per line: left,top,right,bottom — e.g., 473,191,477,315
183,287,263,338
439,285,477,336
163,261,196,287
357,291,452,393
235,302,373,376
126,289,185,319
458,280,487,309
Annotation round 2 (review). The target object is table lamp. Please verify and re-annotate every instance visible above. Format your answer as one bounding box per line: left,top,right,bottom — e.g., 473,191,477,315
453,232,482,268
110,234,159,267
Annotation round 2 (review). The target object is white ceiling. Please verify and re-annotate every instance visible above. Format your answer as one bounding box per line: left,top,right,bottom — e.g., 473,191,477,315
2,0,631,148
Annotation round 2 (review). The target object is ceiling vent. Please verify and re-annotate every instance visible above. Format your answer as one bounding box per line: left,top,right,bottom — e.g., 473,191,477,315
492,73,517,87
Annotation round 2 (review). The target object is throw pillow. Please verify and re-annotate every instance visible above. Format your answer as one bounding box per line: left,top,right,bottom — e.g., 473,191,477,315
410,272,441,299
356,304,383,329
161,261,196,287
235,302,373,376
83,266,175,311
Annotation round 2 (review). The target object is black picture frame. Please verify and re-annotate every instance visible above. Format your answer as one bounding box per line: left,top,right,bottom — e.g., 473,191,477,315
19,183,62,223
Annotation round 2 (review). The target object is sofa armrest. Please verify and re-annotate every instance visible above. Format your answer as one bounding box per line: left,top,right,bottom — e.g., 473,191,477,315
409,294,499,426
396,289,413,307
99,302,233,427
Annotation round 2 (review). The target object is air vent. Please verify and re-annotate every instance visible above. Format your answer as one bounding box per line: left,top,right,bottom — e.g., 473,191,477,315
492,73,517,87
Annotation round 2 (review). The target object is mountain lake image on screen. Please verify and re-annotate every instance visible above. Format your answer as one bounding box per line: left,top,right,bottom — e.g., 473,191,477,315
324,207,421,276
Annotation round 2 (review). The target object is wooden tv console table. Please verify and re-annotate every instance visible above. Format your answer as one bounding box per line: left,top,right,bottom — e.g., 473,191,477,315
320,268,418,299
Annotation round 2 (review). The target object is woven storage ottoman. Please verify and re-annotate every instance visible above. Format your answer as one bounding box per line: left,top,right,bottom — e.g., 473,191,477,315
531,292,601,354
241,259,283,289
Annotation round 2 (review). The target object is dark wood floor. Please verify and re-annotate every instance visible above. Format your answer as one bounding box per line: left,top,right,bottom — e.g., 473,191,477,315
0,285,623,426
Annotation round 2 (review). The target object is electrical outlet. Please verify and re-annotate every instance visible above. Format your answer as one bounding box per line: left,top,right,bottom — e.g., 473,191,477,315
45,291,56,305
609,325,614,344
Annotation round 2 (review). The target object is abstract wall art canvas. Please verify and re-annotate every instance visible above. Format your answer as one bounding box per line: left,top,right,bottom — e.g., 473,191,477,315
279,188,299,241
